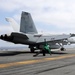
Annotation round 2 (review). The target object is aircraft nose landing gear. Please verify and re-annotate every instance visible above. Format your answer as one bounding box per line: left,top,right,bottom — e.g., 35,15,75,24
60,47,66,51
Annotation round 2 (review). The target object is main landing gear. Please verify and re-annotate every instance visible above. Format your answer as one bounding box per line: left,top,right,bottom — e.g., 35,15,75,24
30,48,35,53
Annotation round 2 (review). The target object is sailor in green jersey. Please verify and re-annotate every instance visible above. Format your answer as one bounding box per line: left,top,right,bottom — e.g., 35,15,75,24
44,43,51,55
33,39,51,57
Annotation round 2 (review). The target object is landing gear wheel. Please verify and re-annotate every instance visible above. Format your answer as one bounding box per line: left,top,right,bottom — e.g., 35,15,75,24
60,47,66,51
30,48,35,53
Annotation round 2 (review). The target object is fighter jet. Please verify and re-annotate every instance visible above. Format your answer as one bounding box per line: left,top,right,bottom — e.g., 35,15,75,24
0,11,75,52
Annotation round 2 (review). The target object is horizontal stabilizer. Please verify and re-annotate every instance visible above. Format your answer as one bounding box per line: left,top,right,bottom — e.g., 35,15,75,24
5,18,20,32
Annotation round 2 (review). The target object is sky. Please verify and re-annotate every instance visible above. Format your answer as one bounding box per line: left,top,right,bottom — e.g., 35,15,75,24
0,0,75,47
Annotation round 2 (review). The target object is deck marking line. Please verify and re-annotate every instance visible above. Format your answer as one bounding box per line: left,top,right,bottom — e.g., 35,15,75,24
0,54,75,68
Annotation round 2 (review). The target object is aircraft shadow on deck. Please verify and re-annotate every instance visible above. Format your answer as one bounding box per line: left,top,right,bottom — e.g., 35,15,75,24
0,51,33,56
51,51,68,54
0,50,68,56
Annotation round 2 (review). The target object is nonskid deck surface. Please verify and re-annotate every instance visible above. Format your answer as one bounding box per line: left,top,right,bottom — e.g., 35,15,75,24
0,48,75,75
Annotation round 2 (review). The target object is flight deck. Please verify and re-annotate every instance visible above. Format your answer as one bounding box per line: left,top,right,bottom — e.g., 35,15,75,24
0,48,75,75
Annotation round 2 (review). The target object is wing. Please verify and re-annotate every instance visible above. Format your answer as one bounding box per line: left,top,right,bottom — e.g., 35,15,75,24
35,34,75,45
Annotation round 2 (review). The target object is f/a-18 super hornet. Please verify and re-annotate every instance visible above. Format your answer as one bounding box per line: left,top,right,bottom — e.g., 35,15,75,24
0,11,75,52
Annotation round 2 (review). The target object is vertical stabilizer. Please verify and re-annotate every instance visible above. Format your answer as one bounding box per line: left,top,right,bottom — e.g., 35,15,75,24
20,11,38,34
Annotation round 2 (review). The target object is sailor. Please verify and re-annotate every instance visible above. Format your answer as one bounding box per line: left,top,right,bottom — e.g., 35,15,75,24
44,43,51,55
33,39,51,57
